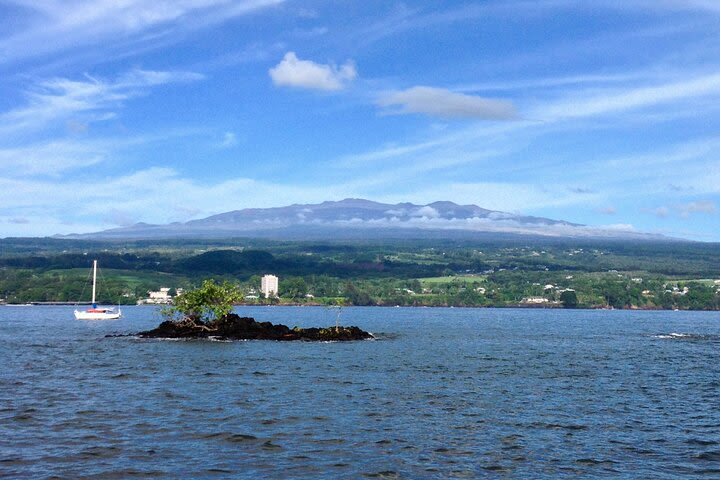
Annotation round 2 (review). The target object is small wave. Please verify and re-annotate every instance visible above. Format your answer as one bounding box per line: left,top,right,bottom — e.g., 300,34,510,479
363,471,400,479
192,432,260,443
687,438,719,446
652,333,720,341
576,458,617,466
370,332,398,341
310,438,345,445
482,465,511,473
11,413,34,422
227,434,259,444
0,457,31,466
529,422,588,431
141,337,190,342
653,332,692,339
696,450,720,461
695,468,720,475
207,468,234,474
78,445,121,459
207,336,233,342
261,440,282,451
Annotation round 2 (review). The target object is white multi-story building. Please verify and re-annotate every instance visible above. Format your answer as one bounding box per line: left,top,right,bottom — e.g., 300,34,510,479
261,274,279,298
137,287,179,305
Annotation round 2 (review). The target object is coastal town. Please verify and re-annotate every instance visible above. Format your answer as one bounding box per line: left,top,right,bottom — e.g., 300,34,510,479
114,272,720,310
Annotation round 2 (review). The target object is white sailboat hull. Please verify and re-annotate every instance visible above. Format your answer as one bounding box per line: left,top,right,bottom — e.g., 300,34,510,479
74,308,122,320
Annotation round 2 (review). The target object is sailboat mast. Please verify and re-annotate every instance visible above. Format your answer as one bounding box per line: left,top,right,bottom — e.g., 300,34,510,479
92,260,97,306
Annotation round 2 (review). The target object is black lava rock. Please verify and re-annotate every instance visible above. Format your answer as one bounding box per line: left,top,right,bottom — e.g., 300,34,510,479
136,313,373,341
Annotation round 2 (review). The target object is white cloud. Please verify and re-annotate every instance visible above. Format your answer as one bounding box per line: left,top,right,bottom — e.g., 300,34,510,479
377,86,517,119
678,200,716,217
649,206,671,218
269,52,356,91
0,69,203,137
596,223,636,232
0,140,106,176
217,131,238,148
378,181,598,212
645,202,717,219
329,213,645,239
413,206,440,218
103,208,138,227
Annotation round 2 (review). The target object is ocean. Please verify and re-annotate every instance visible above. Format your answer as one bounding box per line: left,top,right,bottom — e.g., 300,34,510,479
1,306,719,478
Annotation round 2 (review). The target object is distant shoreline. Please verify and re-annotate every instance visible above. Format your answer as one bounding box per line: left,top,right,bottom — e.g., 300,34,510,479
4,303,708,312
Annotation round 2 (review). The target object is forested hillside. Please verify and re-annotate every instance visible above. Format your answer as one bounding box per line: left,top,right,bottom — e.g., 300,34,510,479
1,237,718,309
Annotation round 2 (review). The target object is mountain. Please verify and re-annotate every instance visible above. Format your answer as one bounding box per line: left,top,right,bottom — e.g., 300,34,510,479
65,198,667,241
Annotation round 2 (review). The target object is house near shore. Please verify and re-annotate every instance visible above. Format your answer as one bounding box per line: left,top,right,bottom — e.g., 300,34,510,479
137,287,182,305
522,296,549,304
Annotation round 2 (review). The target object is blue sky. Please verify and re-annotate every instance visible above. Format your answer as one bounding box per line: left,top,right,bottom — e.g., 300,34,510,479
1,0,719,240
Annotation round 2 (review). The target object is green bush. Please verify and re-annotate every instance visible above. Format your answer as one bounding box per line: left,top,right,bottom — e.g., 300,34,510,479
163,279,243,322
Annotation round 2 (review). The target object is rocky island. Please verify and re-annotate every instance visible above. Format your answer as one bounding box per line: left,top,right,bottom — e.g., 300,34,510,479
138,313,374,341
132,279,373,341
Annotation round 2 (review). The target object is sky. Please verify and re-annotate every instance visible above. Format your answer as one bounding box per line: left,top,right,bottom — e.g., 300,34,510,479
1,0,719,241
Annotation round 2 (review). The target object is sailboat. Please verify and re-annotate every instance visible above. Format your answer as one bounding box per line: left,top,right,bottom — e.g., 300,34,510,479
74,260,122,320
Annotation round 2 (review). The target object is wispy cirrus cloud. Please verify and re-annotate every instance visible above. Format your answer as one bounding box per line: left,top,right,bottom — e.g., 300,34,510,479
610,0,720,14
269,52,356,91
0,0,284,66
0,69,203,137
0,128,206,178
350,0,720,50
535,72,720,120
377,86,517,119
457,72,655,93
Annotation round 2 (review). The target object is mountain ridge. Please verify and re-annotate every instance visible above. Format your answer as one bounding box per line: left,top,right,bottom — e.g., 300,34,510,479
62,198,669,241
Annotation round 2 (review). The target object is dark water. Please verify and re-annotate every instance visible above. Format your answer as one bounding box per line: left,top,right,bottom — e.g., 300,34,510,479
1,306,719,479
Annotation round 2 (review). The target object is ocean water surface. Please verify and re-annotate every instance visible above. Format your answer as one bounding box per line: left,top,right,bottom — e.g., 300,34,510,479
1,306,719,478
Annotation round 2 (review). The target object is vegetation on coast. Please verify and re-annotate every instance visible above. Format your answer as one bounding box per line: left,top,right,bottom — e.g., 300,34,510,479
0,237,718,310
